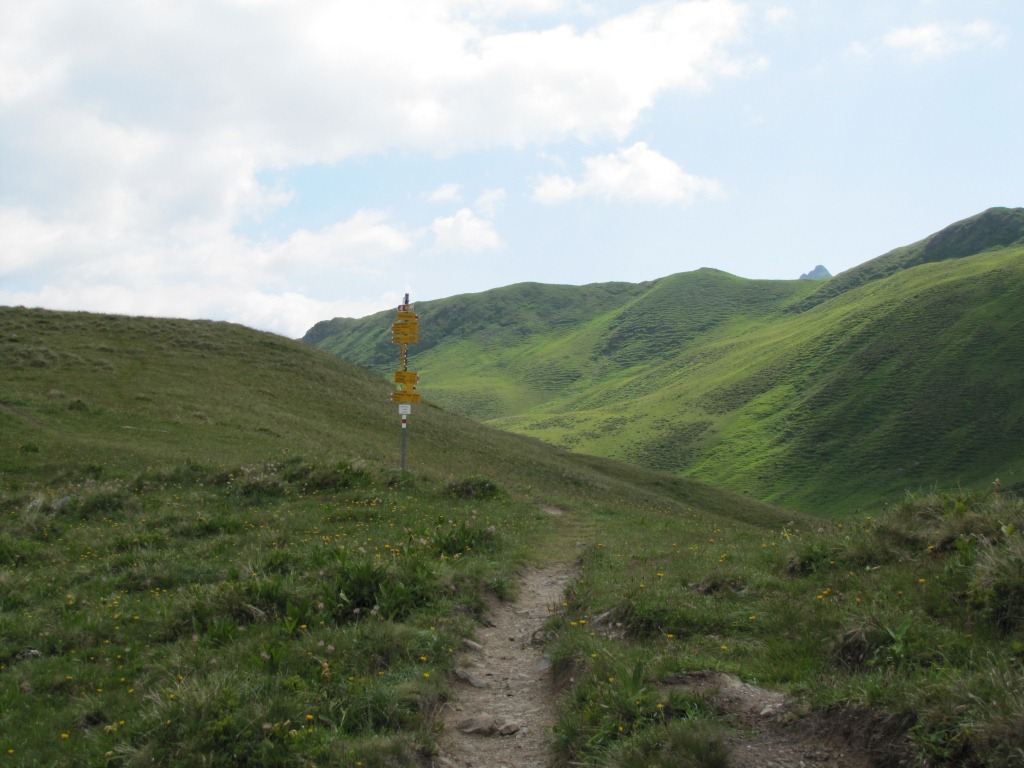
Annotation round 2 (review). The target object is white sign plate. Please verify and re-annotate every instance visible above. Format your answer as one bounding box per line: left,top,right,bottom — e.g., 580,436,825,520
398,404,412,415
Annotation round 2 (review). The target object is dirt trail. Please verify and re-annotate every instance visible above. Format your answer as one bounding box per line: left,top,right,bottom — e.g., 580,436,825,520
432,564,573,768
431,512,911,768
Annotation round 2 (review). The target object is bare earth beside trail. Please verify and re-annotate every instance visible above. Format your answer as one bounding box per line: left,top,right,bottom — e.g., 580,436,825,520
432,565,573,768
666,670,912,768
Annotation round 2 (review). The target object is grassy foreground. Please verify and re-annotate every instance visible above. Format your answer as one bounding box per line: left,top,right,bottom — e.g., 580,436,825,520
545,484,1024,768
3,307,1023,766
0,459,544,765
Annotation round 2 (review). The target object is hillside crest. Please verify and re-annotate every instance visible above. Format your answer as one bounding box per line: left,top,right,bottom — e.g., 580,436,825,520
305,209,1024,513
790,206,1024,312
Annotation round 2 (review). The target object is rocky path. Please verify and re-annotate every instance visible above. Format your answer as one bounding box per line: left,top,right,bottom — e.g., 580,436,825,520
430,512,911,768
432,564,573,768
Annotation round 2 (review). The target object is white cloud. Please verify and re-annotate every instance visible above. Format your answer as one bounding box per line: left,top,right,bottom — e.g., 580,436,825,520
0,0,751,334
2,279,401,340
262,210,413,272
884,20,1005,59
431,208,502,251
425,183,463,203
474,188,506,218
0,208,413,337
533,142,722,205
3,0,751,167
765,6,792,25
0,208,66,275
223,290,406,339
845,40,872,59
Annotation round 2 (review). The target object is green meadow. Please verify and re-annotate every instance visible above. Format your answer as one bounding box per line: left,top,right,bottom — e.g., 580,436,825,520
3,304,1023,766
308,207,1024,515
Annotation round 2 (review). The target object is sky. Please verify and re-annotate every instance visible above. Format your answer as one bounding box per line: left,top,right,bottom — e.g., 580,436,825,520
2,1,1022,338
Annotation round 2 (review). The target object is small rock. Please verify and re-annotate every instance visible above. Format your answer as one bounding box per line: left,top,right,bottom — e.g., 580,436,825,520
498,720,521,736
463,639,484,652
454,667,489,688
457,714,497,735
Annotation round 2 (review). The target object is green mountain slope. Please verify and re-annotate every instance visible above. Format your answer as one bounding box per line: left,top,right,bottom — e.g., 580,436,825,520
4,307,1023,767
305,209,1024,514
0,306,805,765
0,306,784,522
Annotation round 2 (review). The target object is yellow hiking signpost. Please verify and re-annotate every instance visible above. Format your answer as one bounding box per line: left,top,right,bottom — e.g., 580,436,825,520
393,370,420,387
391,294,420,469
391,311,419,344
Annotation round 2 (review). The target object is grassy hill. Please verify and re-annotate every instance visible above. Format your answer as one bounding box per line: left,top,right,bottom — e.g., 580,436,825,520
3,307,1023,766
305,208,1024,515
791,206,1024,312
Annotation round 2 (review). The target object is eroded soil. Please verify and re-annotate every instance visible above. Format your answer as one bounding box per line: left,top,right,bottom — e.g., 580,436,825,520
663,670,914,768
432,565,573,768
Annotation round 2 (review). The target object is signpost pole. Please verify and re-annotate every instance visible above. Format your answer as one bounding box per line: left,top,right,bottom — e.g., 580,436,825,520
400,412,407,471
391,293,420,471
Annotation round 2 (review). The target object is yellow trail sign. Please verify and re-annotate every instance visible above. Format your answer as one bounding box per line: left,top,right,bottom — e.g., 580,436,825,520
391,391,422,404
392,317,419,344
394,370,419,386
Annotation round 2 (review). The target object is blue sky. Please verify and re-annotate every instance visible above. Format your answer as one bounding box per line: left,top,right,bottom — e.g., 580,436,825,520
2,1,1021,337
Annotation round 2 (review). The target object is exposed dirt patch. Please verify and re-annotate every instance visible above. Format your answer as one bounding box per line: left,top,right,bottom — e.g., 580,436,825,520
662,671,916,768
537,504,567,517
0,401,45,427
432,564,573,768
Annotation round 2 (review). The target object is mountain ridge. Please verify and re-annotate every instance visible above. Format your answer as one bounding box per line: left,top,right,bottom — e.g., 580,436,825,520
799,264,831,280
305,208,1024,514
790,206,1024,312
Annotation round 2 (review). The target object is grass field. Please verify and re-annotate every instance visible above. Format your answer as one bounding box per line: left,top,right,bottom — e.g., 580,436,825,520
3,307,1023,767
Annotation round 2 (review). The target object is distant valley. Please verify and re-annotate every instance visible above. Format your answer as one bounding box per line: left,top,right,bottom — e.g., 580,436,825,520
305,207,1024,515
